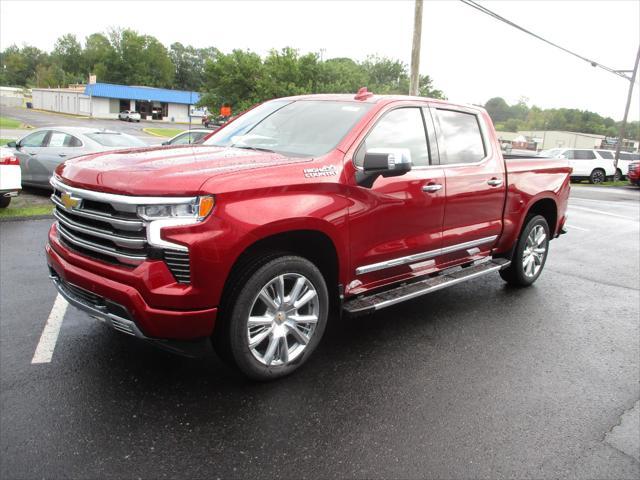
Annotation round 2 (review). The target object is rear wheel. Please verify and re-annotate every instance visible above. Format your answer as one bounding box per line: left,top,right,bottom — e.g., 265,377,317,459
500,215,550,287
614,169,623,182
589,168,606,184
214,255,329,380
0,196,11,208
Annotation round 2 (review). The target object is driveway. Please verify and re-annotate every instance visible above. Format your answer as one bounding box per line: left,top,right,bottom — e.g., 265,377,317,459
1,186,638,479
1,106,202,144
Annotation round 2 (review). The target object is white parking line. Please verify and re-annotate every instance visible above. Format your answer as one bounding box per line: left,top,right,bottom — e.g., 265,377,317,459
31,294,68,364
568,205,637,221
565,224,589,231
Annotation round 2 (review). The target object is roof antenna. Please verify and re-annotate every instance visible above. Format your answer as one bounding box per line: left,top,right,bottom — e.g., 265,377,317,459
354,87,373,101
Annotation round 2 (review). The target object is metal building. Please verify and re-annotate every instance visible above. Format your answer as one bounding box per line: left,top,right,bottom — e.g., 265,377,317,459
32,83,201,122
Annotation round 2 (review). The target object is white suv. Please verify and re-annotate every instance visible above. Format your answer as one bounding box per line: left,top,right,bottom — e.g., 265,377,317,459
118,110,141,122
549,149,615,184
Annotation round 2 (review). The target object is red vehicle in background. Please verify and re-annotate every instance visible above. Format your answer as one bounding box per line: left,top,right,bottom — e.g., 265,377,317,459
46,90,571,380
628,161,640,185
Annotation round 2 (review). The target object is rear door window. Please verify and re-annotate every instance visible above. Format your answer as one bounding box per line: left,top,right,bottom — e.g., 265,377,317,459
571,150,596,160
435,109,485,164
48,132,82,148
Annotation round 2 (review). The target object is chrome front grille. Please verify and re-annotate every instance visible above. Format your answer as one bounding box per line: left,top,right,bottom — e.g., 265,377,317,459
51,188,148,266
50,178,197,284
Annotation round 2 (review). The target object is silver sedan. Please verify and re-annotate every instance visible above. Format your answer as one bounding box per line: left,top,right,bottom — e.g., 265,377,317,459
6,127,147,188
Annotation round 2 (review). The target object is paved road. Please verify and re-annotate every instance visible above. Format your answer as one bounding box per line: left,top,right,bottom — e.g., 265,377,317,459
1,106,202,144
1,187,638,479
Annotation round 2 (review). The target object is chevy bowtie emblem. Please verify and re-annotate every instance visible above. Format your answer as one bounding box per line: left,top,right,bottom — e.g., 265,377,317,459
61,192,81,209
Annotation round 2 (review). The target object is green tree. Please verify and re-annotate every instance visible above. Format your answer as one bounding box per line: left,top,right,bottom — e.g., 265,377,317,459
485,97,511,123
170,43,217,91
52,34,84,81
202,49,264,111
84,33,117,82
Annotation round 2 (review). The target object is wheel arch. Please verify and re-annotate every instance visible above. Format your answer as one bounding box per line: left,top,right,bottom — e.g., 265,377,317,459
526,197,558,237
221,226,343,317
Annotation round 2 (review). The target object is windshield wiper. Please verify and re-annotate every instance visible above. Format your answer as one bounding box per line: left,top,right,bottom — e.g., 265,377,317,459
231,145,276,153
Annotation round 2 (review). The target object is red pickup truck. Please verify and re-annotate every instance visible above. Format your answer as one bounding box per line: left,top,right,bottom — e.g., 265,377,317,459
46,91,571,380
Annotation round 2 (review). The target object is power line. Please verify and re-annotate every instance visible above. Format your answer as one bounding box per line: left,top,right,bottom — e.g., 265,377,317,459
459,0,631,80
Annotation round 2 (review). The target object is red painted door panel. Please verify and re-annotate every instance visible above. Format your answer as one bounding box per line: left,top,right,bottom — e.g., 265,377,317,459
432,106,506,257
347,169,446,293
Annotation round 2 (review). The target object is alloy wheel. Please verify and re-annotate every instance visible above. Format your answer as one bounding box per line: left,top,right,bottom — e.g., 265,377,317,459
592,170,605,183
522,224,547,278
247,273,319,366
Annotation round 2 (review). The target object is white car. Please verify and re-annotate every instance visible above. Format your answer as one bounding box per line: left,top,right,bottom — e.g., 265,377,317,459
0,146,21,208
596,150,640,180
118,110,141,122
547,148,615,184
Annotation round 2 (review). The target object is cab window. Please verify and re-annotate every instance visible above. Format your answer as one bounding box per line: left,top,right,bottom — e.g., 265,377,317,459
355,107,430,167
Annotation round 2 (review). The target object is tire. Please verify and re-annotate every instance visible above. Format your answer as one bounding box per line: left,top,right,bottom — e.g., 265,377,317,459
214,254,329,381
499,215,550,287
127,117,132,122
614,169,623,182
589,168,606,184
0,196,11,208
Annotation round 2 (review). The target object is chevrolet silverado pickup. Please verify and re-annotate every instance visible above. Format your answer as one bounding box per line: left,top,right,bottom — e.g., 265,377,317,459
46,89,571,380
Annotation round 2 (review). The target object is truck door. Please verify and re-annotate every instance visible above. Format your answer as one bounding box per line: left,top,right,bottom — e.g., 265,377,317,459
431,105,506,264
347,104,445,293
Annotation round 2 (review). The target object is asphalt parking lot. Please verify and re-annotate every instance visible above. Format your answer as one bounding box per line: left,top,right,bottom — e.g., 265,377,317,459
1,185,638,479
1,106,195,145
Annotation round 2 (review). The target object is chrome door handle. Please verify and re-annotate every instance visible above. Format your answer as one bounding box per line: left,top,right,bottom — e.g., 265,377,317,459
59,154,67,158
487,178,503,187
422,184,443,193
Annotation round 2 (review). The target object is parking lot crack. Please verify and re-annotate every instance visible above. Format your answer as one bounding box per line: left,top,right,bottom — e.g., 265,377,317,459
603,400,640,464
547,268,640,292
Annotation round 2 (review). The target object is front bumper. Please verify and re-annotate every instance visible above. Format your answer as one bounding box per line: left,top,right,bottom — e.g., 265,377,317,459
46,225,218,342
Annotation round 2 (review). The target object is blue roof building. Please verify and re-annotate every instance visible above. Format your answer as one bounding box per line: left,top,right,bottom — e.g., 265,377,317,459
32,82,205,123
84,83,200,105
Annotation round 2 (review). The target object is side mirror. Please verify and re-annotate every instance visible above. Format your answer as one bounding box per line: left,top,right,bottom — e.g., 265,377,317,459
357,148,412,188
6,141,17,148
161,141,169,146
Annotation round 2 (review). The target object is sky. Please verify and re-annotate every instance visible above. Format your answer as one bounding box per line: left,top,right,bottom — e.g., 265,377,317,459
1,0,638,121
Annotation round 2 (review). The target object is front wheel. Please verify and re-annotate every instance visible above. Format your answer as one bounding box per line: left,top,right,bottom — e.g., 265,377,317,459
500,215,550,287
215,255,329,380
589,168,606,184
0,196,11,208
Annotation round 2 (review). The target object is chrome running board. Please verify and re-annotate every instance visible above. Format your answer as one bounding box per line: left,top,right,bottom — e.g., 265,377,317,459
343,258,511,315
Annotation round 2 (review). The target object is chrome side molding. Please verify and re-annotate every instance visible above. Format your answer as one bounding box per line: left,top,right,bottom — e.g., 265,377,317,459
355,235,498,275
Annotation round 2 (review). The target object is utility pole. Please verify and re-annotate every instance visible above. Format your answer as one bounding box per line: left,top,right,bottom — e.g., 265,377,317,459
409,0,423,96
614,44,640,176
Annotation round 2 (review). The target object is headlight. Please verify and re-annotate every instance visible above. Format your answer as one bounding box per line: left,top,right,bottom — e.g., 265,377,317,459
140,196,215,251
137,196,215,221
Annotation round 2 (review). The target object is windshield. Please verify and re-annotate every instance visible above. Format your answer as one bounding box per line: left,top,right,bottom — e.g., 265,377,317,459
86,133,147,147
203,100,373,156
